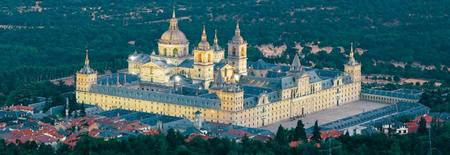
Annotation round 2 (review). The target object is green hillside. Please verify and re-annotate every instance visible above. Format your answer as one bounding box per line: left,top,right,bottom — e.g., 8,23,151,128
0,0,449,103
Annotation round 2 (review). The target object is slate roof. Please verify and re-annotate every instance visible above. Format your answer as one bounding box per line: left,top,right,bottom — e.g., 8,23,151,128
249,59,274,70
91,85,221,109
97,73,139,85
362,89,422,100
177,59,194,68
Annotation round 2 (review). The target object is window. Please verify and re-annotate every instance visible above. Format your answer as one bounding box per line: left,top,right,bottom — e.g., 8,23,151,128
173,48,178,56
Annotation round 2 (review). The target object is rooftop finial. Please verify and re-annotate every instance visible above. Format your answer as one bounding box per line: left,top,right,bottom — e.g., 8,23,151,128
235,20,241,36
172,6,176,18
348,42,358,65
84,48,90,66
201,25,207,41
79,47,96,74
197,25,211,50
231,20,244,43
350,42,354,55
169,7,178,30
214,29,218,45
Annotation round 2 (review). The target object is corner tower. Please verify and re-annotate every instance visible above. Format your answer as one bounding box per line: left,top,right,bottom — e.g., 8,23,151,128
210,71,244,112
344,43,361,83
192,26,215,88
227,22,248,75
76,49,97,92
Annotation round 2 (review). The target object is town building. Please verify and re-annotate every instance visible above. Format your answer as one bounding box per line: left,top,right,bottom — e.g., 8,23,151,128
76,9,362,128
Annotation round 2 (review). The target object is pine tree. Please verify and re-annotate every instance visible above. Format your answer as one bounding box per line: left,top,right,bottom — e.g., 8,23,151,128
166,128,178,148
418,117,427,134
275,125,287,144
293,120,307,141
390,142,403,155
311,120,321,142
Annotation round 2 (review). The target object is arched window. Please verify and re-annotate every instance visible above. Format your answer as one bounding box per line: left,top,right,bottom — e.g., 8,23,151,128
208,54,212,62
163,48,167,56
173,48,178,57
232,47,237,56
196,53,202,62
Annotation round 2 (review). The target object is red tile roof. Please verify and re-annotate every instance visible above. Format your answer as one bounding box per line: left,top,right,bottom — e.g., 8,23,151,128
227,129,249,137
185,133,209,142
289,141,302,148
320,130,342,139
6,105,33,112
34,134,57,143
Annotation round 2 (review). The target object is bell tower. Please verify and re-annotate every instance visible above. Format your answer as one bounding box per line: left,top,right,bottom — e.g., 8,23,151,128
76,49,98,92
227,21,248,75
192,26,215,88
344,43,361,83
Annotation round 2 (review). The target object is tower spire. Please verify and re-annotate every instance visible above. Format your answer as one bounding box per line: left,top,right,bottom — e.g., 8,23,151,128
231,20,244,43
348,42,358,65
172,6,176,18
79,48,96,74
235,20,241,37
84,48,90,67
213,71,225,88
214,29,219,45
290,53,302,72
201,25,207,41
169,7,178,30
197,25,210,50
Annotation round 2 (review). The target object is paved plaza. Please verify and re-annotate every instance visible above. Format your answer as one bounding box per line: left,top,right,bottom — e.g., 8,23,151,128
261,100,389,132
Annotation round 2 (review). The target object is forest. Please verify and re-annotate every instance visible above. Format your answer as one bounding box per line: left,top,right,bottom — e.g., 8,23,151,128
1,120,449,155
0,0,449,104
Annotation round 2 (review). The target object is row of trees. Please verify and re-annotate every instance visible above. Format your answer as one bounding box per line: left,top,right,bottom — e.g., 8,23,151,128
420,87,450,113
1,120,449,155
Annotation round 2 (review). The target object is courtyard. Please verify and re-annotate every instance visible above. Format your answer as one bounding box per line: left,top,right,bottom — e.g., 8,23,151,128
261,100,389,132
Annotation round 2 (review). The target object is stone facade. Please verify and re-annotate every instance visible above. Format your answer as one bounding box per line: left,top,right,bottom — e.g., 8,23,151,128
76,10,362,128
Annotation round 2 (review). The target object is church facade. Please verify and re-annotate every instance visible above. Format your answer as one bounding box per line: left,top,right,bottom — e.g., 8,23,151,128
76,10,362,128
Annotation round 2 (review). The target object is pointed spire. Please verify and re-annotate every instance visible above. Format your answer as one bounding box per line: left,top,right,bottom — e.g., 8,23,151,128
348,42,358,65
350,42,354,57
79,48,95,74
201,25,207,41
169,7,178,30
290,53,302,72
213,71,225,88
84,48,90,67
197,25,210,50
172,6,176,18
235,20,241,37
231,20,244,43
214,29,219,45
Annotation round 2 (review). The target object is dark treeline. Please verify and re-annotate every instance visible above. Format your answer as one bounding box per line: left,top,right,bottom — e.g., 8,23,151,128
1,120,450,155
420,87,450,113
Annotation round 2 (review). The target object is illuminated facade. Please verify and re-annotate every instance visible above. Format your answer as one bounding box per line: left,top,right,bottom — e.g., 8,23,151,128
76,10,362,128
